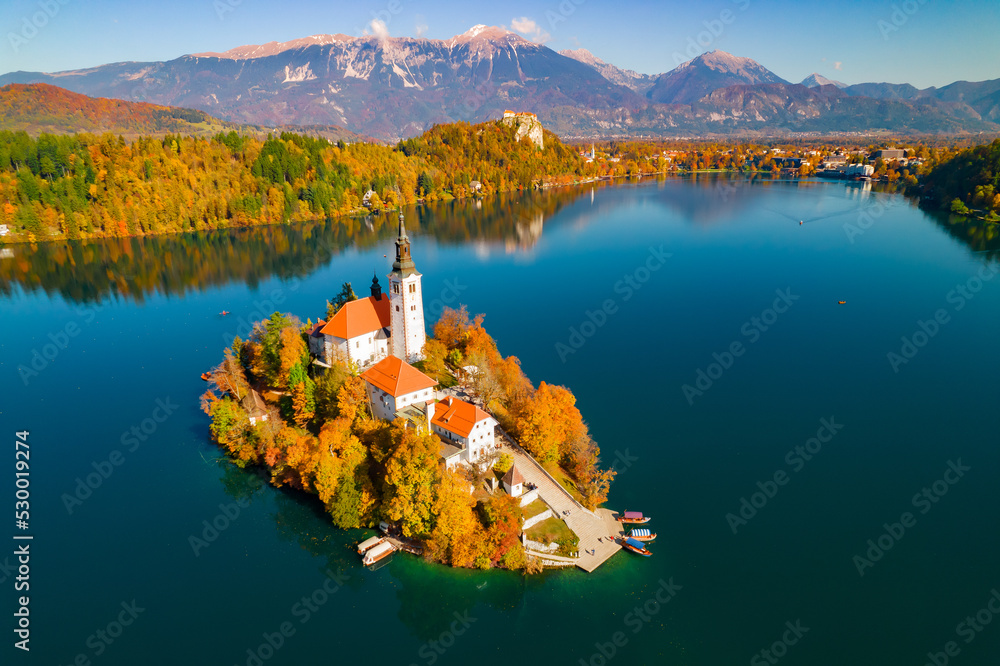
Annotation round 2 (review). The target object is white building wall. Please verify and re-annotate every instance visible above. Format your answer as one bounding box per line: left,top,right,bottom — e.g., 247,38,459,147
324,334,389,369
389,272,426,363
466,418,498,463
432,417,498,466
367,383,398,422
367,385,435,422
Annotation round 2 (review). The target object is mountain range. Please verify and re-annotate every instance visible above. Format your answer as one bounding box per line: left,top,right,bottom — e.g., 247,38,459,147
2,25,998,140
0,83,371,142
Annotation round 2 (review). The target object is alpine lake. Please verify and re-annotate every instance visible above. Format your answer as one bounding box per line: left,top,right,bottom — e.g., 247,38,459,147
2,174,999,666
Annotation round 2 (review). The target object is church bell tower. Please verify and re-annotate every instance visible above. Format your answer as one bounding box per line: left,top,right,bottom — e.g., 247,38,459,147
388,210,425,362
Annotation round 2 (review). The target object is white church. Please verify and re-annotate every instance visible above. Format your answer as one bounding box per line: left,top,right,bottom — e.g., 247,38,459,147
308,211,498,469
309,211,427,368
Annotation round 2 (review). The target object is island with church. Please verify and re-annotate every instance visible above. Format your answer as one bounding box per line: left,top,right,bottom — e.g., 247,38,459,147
200,211,622,572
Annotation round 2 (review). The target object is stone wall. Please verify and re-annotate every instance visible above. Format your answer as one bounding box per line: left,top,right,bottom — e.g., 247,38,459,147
522,507,553,531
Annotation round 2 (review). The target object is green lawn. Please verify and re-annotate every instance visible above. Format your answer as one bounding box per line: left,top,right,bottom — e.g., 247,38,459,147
542,461,585,504
522,499,549,521
525,516,579,557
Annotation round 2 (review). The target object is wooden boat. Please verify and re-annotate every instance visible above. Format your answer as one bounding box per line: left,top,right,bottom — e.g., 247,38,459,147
362,541,396,566
838,301,846,305
628,528,656,542
617,511,651,524
357,535,386,555
200,372,212,381
621,537,652,557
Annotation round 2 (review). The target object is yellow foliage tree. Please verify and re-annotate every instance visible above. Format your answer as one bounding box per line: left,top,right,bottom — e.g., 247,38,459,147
383,422,439,537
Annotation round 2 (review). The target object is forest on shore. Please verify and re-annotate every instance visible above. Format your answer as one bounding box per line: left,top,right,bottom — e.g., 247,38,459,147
2,116,996,244
921,138,1000,221
0,120,594,242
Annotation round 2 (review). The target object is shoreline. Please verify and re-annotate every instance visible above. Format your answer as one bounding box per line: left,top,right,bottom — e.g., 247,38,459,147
1,169,887,248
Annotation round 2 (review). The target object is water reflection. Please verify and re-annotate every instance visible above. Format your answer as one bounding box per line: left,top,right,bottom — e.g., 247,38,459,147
1,177,995,304
0,187,589,304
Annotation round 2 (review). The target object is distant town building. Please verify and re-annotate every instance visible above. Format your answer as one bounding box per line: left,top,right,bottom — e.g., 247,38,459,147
845,163,875,177
872,149,905,161
821,153,848,169
0,224,8,236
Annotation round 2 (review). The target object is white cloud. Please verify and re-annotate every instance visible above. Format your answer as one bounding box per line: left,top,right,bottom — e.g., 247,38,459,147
834,61,842,70
368,18,390,41
511,17,550,43
415,15,428,38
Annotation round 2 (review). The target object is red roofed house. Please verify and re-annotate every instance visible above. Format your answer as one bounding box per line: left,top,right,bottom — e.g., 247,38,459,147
428,396,498,469
308,274,391,370
362,355,438,422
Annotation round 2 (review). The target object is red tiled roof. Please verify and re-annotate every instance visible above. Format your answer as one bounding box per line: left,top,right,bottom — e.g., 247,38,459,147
362,356,437,398
502,464,524,487
430,396,493,439
309,320,326,338
320,295,390,340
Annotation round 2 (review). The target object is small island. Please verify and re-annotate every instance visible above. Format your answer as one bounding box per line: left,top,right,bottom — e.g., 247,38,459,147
200,211,620,572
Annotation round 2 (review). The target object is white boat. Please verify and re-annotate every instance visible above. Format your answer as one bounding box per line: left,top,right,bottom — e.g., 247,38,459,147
362,541,396,566
357,536,386,555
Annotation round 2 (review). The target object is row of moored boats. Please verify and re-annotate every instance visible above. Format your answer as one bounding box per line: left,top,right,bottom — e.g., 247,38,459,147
616,511,656,557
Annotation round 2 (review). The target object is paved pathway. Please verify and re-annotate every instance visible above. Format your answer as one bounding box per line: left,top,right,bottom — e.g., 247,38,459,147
498,431,622,573
437,384,624,572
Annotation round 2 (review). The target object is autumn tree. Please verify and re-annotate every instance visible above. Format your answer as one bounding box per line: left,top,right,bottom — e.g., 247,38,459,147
565,432,615,510
326,281,357,320
481,492,524,568
335,375,368,424
433,305,474,350
382,422,440,537
205,397,259,467
278,326,307,388
421,338,450,384
515,381,585,463
313,363,349,421
426,470,484,567
209,346,249,401
248,312,295,384
315,417,376,528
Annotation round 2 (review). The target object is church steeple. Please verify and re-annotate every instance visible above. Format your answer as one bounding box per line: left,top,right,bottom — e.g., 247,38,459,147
391,209,417,277
370,272,382,300
387,208,425,362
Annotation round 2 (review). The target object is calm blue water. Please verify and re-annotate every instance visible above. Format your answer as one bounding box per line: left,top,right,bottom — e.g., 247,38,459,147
1,177,998,665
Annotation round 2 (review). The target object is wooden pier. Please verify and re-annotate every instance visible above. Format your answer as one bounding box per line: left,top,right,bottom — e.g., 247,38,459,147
385,536,423,557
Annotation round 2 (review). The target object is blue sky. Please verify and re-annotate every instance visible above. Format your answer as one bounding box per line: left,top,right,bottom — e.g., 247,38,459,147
1,0,997,88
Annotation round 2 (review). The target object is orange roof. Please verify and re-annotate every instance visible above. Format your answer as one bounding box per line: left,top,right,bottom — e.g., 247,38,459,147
362,356,437,398
430,396,493,438
309,319,326,338
320,295,390,340
502,463,524,487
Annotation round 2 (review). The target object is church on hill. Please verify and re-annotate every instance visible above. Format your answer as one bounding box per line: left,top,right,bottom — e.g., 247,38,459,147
309,211,427,368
